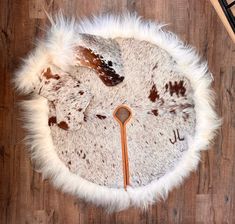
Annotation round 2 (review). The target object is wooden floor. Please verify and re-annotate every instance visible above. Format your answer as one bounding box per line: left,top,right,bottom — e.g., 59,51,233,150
0,0,234,223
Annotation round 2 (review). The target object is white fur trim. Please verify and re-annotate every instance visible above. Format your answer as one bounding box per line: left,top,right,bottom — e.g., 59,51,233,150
14,13,221,212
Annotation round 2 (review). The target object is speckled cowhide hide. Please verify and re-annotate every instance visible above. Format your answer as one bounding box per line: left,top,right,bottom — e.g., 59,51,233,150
38,34,196,188
14,14,220,211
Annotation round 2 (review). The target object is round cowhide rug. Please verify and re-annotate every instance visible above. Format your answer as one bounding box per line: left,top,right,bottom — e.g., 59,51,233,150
14,13,220,211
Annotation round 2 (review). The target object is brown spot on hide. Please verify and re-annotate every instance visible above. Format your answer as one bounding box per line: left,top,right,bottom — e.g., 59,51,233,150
53,82,63,91
79,91,84,95
183,112,189,121
96,114,107,120
78,108,83,112
152,63,158,70
54,86,61,91
58,121,69,130
165,83,169,91
108,61,113,66
48,116,57,126
151,109,158,116
43,67,60,80
148,84,159,102
180,103,193,110
76,46,124,86
166,80,186,97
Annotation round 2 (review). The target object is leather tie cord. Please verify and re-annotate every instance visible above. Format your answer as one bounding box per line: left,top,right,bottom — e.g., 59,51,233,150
113,105,132,190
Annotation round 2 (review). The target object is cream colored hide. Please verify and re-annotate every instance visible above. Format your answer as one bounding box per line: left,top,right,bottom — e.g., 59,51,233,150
14,15,220,211
37,34,195,189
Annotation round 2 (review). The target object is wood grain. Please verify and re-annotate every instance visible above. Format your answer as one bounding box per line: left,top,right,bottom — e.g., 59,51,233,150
210,0,235,43
0,0,234,223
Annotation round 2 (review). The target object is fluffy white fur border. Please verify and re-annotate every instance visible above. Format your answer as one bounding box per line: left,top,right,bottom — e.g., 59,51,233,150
14,13,221,212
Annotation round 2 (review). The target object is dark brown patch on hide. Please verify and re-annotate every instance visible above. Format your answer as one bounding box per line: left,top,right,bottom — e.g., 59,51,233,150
96,114,107,120
75,81,81,87
108,61,113,66
76,46,124,86
58,121,69,130
43,67,60,80
48,116,57,126
79,91,84,95
165,80,186,97
148,84,159,102
152,63,158,70
151,109,159,116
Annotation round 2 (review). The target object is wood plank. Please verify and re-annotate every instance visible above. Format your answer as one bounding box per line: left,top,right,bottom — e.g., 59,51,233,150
210,0,235,43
